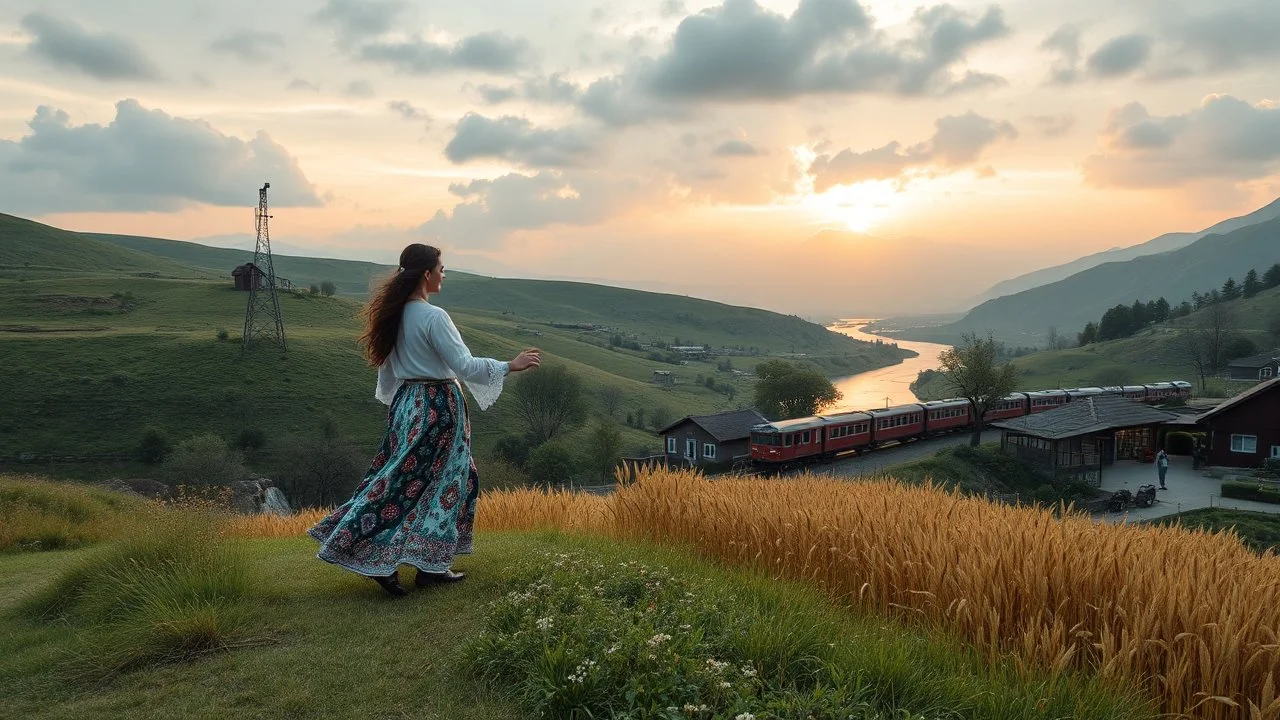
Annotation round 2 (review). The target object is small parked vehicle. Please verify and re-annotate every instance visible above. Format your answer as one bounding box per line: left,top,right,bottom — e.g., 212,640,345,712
1108,484,1157,512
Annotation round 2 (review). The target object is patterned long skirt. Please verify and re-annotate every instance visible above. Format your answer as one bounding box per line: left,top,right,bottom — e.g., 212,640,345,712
308,379,479,577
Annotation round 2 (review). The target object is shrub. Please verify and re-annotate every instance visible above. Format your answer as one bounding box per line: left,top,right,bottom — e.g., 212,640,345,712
473,455,530,490
0,476,143,552
215,328,229,342
1220,481,1280,504
1164,431,1195,455
138,426,173,464
236,427,267,452
319,280,336,297
525,442,577,487
162,434,247,486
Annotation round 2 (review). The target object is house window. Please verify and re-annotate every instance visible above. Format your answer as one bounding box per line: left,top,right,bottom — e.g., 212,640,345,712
666,437,676,454
1230,434,1258,454
703,443,717,459
1272,446,1280,459
1264,367,1274,379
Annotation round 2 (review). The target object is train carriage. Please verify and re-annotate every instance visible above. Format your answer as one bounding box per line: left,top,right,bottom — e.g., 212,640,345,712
1026,390,1069,413
1065,387,1105,399
1120,385,1148,401
749,417,827,465
1172,380,1192,399
868,404,925,445
921,399,970,435
822,411,873,455
1143,382,1179,401
983,392,1029,421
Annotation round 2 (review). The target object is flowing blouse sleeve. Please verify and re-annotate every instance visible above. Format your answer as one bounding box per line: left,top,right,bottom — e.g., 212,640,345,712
374,361,400,407
428,309,510,411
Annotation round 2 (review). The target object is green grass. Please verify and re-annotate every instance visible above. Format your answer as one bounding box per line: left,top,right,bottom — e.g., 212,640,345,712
0,527,1154,720
0,213,202,278
0,477,146,552
868,443,1102,506
1149,508,1280,554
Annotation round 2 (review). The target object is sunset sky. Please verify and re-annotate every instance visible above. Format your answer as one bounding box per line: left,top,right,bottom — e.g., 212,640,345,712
2,0,1278,317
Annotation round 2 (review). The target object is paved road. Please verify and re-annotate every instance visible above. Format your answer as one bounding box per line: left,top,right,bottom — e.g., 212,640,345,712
798,430,1003,478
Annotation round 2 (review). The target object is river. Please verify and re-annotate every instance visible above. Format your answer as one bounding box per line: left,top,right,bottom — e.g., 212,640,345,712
825,320,954,412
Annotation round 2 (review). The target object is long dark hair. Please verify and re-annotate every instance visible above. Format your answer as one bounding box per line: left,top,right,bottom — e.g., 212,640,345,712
359,243,440,367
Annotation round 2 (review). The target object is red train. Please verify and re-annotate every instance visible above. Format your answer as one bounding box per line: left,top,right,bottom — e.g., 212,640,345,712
749,381,1191,468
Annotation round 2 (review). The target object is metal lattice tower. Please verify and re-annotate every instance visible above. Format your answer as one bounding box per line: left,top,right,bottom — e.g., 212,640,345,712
242,182,286,352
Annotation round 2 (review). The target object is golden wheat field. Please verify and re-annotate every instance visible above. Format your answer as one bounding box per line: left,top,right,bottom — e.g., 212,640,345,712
227,468,1280,719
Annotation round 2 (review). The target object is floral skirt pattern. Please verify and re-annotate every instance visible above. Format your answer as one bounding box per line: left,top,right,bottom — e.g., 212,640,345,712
308,380,479,577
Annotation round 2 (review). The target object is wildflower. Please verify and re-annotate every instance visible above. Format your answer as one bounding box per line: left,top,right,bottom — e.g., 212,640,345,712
536,617,553,630
741,665,757,678
646,633,672,647
735,714,756,720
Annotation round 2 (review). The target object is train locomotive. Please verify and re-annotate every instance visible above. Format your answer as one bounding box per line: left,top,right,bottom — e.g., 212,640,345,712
749,381,1192,468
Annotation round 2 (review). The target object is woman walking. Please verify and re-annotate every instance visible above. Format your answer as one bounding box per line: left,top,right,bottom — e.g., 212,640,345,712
309,243,541,596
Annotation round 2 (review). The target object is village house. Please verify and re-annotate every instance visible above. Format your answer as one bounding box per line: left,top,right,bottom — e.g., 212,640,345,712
657,409,767,472
1197,377,1280,468
991,394,1180,485
1226,351,1280,382
231,263,265,291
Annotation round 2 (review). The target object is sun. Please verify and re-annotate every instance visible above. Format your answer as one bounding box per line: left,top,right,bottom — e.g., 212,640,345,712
788,146,907,233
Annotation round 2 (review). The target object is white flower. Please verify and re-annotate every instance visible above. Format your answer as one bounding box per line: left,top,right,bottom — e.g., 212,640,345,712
535,617,553,630
735,714,756,720
646,633,672,647
741,665,757,678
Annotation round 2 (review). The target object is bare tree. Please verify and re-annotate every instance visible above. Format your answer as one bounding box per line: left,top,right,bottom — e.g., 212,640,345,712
1180,303,1238,391
937,332,1021,446
1046,326,1071,351
599,385,624,416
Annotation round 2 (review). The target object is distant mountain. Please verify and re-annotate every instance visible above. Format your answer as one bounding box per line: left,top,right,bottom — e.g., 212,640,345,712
971,197,1280,304
904,216,1280,345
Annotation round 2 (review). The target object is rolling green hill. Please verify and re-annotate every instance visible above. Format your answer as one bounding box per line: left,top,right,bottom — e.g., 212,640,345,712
0,214,202,278
0,214,912,474
901,216,1280,346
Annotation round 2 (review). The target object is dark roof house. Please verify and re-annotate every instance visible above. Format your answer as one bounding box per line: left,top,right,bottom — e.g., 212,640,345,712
992,395,1179,484
658,409,768,471
1197,378,1280,468
1226,351,1280,382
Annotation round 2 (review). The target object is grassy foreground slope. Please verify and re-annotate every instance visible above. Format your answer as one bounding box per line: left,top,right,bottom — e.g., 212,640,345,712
0,214,200,278
0,476,1152,720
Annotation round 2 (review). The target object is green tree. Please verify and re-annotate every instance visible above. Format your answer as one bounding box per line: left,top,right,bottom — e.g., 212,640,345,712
583,420,623,481
937,332,1021,447
1264,263,1280,290
598,385,624,416
319,280,337,297
649,405,674,430
1269,312,1280,342
1153,297,1171,322
510,364,588,444
236,427,267,452
1077,321,1098,346
137,426,173,464
752,359,841,420
1097,305,1134,341
163,433,247,486
309,283,321,295
1224,336,1257,362
526,442,577,488
1221,277,1241,302
1243,269,1262,299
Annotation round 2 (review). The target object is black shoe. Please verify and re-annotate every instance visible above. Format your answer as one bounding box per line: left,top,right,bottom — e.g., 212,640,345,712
415,569,466,587
373,572,408,597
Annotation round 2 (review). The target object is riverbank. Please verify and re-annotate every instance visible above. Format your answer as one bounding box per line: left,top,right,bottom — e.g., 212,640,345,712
826,319,952,412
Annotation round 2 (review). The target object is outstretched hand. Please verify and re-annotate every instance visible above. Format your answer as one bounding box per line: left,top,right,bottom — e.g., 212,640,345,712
510,347,542,373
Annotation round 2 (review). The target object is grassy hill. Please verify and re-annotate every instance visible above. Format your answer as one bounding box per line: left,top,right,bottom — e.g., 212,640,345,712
0,214,202,279
0,214,911,477
902,216,1280,346
912,286,1280,400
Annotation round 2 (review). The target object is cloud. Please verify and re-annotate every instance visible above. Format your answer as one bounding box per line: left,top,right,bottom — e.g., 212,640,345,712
1026,113,1076,138
1084,95,1280,188
1085,34,1151,78
20,12,162,81
809,111,1016,190
1039,25,1080,84
359,32,531,75
387,100,427,120
0,99,322,215
1171,2,1280,72
711,139,760,156
419,171,631,248
342,79,376,98
313,0,406,47
443,114,596,167
286,78,320,92
209,30,284,62
477,85,518,103
636,0,1007,102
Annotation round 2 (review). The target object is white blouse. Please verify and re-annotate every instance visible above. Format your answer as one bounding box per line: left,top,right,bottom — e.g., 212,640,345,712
374,300,510,410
